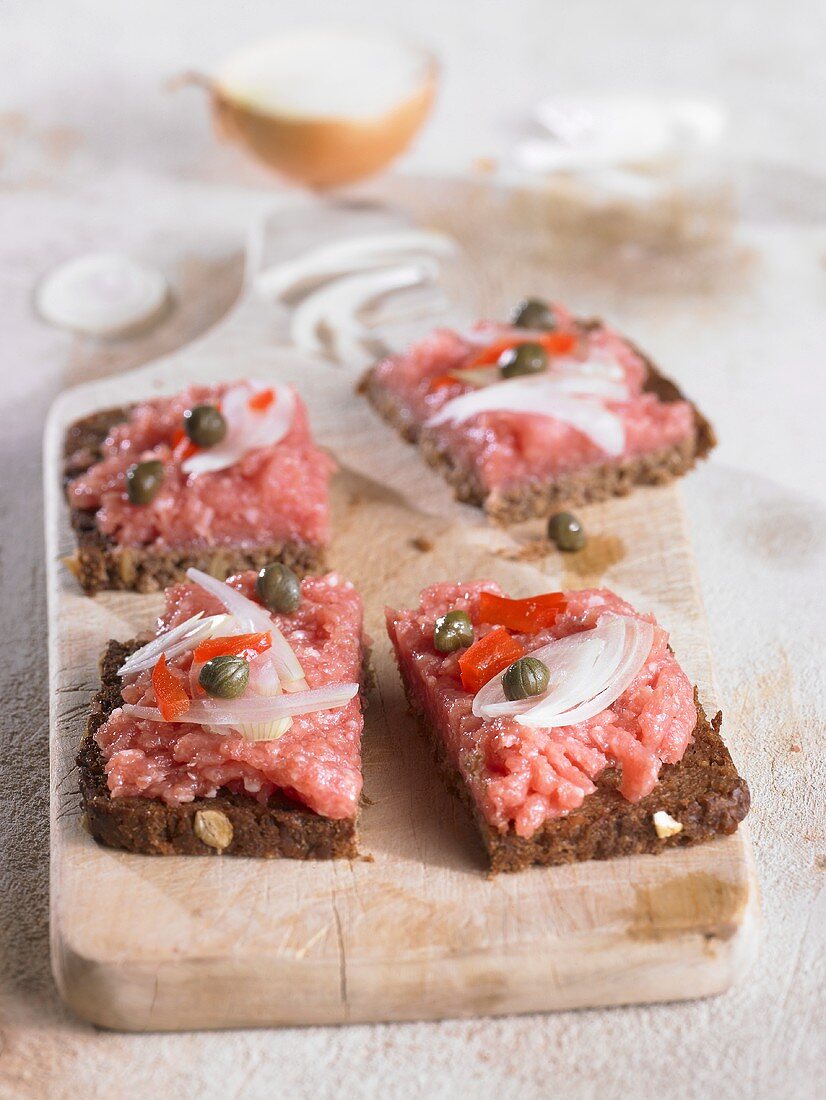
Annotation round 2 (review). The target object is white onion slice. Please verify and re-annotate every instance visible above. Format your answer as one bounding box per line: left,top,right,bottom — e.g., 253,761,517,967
122,682,358,727
240,651,293,741
182,382,296,476
524,619,653,728
290,260,440,362
185,567,306,688
255,230,455,300
118,613,231,678
471,614,654,730
473,632,606,719
426,376,626,457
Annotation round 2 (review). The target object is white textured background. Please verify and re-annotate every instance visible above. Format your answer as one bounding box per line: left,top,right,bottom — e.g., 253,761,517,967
0,1,824,1097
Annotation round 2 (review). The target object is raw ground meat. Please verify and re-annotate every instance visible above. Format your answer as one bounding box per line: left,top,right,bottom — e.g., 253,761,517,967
95,571,364,820
386,581,697,839
67,384,335,548
370,316,696,492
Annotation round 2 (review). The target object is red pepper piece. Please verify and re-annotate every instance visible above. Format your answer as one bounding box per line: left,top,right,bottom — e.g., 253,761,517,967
458,627,526,694
467,331,578,368
427,373,462,394
193,631,272,663
151,653,191,722
248,388,275,412
478,591,567,634
170,426,199,463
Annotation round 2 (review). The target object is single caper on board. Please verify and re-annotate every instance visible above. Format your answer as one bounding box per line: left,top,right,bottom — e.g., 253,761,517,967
256,562,301,614
510,298,557,331
498,342,549,379
183,404,227,448
198,654,250,699
502,656,550,701
433,609,474,653
126,459,164,505
547,511,586,552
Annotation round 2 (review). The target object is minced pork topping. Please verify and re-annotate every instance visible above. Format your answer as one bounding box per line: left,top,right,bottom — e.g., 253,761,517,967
96,571,364,819
386,581,696,839
68,383,334,548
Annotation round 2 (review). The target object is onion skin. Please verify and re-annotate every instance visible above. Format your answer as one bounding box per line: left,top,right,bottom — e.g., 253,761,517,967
209,65,438,188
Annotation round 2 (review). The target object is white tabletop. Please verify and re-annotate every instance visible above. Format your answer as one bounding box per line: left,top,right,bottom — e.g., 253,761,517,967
1,2,823,1097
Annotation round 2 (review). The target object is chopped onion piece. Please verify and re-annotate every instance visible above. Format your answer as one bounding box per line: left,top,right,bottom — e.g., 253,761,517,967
185,568,306,688
471,614,654,730
118,613,231,678
122,681,358,728
241,650,293,740
183,382,296,476
425,376,626,456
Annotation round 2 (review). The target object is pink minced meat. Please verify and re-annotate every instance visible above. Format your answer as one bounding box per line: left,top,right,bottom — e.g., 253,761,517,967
370,314,695,491
95,572,364,819
67,384,335,548
386,581,697,839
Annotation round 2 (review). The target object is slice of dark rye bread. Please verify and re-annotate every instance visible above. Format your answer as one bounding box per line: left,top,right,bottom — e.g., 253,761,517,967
62,407,326,595
359,321,716,524
395,662,749,873
78,639,364,858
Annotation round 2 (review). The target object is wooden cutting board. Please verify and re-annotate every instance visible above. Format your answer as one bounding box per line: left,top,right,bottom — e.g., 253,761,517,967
45,192,759,1031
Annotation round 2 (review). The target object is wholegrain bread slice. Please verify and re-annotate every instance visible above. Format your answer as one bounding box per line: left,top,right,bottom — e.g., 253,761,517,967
397,663,749,873
78,639,360,858
63,408,326,594
360,321,716,524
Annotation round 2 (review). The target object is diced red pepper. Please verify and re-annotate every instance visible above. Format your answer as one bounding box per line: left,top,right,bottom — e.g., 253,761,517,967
170,426,199,463
427,373,462,394
458,626,526,694
467,331,578,368
248,388,275,412
151,653,191,722
193,631,272,663
478,591,567,634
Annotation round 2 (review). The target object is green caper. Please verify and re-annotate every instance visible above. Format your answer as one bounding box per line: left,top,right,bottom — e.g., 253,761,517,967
502,656,550,701
434,609,474,653
184,404,227,448
199,654,249,699
126,459,164,505
256,562,301,614
498,342,548,379
510,298,557,331
547,511,586,552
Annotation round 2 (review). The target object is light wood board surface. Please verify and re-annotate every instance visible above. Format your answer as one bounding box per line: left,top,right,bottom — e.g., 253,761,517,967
45,195,759,1032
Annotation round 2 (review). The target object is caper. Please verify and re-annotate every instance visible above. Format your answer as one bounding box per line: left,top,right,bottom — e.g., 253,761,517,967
256,562,301,614
510,298,557,331
126,459,164,505
184,404,227,448
498,342,548,379
547,511,586,552
434,609,474,653
199,654,249,699
502,656,550,701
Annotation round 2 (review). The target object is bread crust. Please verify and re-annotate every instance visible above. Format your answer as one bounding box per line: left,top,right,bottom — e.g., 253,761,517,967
78,639,360,859
394,657,749,873
63,407,326,594
359,321,716,524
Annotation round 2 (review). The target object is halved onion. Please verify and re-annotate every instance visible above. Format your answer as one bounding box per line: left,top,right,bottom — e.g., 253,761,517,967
182,382,296,476
122,682,358,728
255,230,455,300
186,567,306,689
471,614,654,729
426,376,626,456
118,613,230,678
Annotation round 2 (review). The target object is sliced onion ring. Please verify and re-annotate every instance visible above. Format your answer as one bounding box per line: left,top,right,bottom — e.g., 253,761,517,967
471,614,653,729
122,681,358,728
182,382,296,477
425,376,626,456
